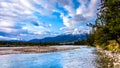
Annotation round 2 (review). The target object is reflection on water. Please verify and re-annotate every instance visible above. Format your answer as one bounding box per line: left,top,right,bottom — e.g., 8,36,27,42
0,46,97,68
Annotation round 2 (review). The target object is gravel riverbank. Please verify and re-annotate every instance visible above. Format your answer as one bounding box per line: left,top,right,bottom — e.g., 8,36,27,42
0,46,80,55
97,48,120,68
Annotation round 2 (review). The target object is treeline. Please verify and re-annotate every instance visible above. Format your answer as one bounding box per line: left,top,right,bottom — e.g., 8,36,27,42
74,40,87,45
0,41,60,47
0,40,89,47
87,0,120,51
62,40,88,45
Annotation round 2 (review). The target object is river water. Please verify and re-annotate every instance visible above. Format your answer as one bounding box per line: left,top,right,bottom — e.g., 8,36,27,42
0,46,98,68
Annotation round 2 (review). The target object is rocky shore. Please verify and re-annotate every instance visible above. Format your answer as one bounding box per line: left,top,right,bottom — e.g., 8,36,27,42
0,46,79,55
97,48,120,68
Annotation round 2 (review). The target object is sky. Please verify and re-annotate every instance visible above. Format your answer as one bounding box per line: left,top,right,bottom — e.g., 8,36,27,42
0,0,100,41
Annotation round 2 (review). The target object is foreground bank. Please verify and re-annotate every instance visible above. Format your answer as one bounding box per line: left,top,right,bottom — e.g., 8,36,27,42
97,47,120,68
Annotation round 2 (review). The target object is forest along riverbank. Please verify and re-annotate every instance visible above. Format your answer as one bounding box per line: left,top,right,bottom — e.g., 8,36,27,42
96,47,120,68
0,46,80,55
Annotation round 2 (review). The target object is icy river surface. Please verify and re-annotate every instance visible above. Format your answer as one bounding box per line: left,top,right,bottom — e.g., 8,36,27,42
0,46,98,68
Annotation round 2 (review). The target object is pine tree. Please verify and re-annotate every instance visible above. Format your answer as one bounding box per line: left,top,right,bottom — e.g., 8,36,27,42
95,0,120,45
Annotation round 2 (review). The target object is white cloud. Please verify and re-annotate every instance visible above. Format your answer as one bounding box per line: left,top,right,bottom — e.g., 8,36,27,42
76,4,86,15
0,19,18,33
63,16,72,28
57,0,72,6
60,26,89,34
76,0,98,18
64,5,75,17
0,0,99,40
72,26,89,34
0,27,17,33
22,24,50,36
57,0,75,17
19,0,34,10
62,14,86,29
0,36,18,40
0,20,15,27
86,0,98,17
60,0,99,34
0,0,56,40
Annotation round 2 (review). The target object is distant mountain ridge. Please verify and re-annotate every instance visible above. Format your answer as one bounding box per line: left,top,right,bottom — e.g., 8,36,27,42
29,34,86,43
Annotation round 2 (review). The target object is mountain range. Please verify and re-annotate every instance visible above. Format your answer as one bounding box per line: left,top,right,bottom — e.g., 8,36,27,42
29,34,86,43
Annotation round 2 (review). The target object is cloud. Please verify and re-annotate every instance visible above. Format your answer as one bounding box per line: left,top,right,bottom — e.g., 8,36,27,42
0,0,99,40
76,0,98,18
62,14,86,27
72,26,89,34
60,26,89,34
0,36,18,40
61,14,86,32
59,0,99,34
0,0,57,40
57,0,75,17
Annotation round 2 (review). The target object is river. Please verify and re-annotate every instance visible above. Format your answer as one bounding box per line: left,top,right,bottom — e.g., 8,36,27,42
0,46,98,68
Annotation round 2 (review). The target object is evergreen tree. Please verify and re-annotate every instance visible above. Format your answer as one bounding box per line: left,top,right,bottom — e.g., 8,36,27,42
88,0,120,46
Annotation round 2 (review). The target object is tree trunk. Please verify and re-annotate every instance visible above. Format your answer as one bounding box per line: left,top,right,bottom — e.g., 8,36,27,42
115,38,120,45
